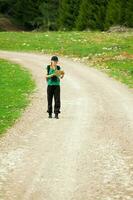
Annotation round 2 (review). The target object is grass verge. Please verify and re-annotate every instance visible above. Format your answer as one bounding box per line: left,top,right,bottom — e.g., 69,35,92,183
0,59,36,135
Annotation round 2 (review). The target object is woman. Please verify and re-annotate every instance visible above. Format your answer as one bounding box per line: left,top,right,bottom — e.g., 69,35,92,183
45,56,65,119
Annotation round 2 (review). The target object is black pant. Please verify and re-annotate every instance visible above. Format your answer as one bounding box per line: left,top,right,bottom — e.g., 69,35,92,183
47,85,61,114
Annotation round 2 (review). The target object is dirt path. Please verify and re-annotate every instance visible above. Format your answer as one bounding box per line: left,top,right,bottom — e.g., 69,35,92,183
0,51,133,200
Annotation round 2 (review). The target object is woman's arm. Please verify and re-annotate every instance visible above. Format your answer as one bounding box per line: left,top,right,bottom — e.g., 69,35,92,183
45,65,56,79
46,73,55,78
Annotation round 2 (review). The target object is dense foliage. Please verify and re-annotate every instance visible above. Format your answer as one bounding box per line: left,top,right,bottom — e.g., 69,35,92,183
0,0,133,31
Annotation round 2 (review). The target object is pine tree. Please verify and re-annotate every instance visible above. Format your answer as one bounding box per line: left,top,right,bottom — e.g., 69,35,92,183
104,0,122,30
11,0,41,29
0,0,16,16
119,0,127,26
92,0,110,30
38,0,59,30
76,0,97,30
58,0,81,30
58,0,71,30
72,0,82,29
125,0,133,27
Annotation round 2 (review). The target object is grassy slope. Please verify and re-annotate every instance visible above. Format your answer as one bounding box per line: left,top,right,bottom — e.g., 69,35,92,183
0,31,132,87
0,59,36,135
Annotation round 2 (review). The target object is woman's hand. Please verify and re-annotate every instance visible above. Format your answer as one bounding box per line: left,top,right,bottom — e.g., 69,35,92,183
54,70,65,77
60,74,64,79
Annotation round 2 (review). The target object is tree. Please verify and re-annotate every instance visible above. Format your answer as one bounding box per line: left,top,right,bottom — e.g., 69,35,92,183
37,0,59,31
58,0,81,30
10,0,41,29
104,0,122,30
119,0,127,26
0,0,16,16
76,0,97,30
125,0,133,27
94,0,110,30
0,0,133,31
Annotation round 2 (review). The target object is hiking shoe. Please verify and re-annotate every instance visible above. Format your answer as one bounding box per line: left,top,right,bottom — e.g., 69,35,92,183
55,113,59,119
48,113,52,118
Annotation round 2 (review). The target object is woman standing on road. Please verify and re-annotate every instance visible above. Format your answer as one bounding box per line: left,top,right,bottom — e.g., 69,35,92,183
45,56,65,119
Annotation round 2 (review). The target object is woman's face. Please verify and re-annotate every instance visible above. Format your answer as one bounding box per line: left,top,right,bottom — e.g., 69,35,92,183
51,60,58,66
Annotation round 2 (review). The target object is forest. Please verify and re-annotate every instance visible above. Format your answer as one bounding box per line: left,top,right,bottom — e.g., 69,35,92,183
0,0,133,31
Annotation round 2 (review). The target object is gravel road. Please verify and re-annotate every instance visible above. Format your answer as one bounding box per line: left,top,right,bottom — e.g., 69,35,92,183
0,51,133,200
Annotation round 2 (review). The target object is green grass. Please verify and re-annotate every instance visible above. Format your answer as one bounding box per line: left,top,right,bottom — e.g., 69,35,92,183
0,59,36,135
0,31,132,55
0,31,132,88
104,59,133,87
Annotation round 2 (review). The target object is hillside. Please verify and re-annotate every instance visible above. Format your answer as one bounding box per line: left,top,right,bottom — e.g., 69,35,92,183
0,17,23,31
